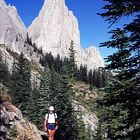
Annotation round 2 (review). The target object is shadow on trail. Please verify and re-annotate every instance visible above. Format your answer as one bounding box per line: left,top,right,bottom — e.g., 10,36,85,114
41,135,48,140
41,129,63,140
41,129,74,140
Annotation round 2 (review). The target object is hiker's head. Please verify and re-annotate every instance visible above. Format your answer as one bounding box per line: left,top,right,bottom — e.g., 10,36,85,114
49,106,54,113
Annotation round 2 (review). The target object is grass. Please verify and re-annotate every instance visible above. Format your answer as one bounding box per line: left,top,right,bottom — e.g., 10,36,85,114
75,94,97,112
73,80,102,116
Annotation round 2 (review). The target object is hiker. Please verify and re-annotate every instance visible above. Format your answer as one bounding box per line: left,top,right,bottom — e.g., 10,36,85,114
44,106,58,140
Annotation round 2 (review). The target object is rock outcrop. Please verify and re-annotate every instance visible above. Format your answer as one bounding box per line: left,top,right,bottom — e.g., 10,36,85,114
0,0,26,54
28,0,104,70
73,100,98,133
0,44,43,89
0,0,43,64
0,93,47,140
28,0,80,55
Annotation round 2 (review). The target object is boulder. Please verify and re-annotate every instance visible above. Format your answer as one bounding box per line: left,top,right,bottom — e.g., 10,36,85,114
0,95,43,140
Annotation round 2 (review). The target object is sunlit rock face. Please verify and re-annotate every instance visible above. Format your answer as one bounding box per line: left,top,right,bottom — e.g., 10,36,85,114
0,0,26,54
28,0,104,70
0,0,104,70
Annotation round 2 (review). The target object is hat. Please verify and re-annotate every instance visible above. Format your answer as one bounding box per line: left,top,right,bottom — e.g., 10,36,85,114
49,106,54,111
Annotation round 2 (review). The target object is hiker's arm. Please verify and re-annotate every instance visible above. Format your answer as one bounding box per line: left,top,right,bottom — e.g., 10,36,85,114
55,119,58,130
56,119,58,125
44,117,47,131
55,113,58,126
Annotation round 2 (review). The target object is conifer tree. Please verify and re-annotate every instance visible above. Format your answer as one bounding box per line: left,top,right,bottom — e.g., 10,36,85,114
68,40,76,80
0,55,10,87
55,65,78,140
9,53,32,117
9,61,19,103
44,52,54,69
37,65,51,129
74,65,81,81
92,69,98,86
98,0,140,139
79,65,88,83
25,33,32,46
88,69,93,85
97,68,104,88
49,67,60,107
28,88,39,124
32,43,38,52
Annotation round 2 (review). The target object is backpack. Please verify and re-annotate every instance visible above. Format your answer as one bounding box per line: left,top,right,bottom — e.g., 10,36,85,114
46,113,57,124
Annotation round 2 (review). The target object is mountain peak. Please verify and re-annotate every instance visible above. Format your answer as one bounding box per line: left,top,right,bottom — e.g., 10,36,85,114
44,0,65,5
28,0,104,70
0,0,6,7
0,0,26,53
28,0,80,53
0,0,104,70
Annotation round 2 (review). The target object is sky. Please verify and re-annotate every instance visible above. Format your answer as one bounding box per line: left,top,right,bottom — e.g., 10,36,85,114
5,0,134,59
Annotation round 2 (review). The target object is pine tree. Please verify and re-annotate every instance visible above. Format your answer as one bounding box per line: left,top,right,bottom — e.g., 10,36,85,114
28,88,39,124
88,69,93,85
92,69,98,87
68,40,76,81
49,67,60,107
44,52,54,69
0,55,10,87
32,43,37,52
37,65,51,129
79,65,88,83
9,61,19,103
74,65,80,81
97,68,104,88
25,33,32,46
54,54,63,73
55,65,78,140
9,53,32,117
98,0,140,139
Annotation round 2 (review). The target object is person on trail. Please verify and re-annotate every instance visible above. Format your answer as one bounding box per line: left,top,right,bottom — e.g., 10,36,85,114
44,106,58,140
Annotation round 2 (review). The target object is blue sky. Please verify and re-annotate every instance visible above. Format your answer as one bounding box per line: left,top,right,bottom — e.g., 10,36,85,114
5,0,134,59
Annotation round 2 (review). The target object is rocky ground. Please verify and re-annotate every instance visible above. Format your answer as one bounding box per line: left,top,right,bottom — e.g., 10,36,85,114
72,81,99,136
0,93,48,140
73,81,99,101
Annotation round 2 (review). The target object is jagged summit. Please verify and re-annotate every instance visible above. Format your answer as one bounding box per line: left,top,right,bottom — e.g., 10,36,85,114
0,0,6,6
28,0,80,55
0,0,104,70
0,0,26,53
28,0,104,69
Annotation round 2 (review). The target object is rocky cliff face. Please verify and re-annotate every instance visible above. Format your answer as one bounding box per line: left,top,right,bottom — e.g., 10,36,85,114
0,92,47,140
0,0,26,54
0,0,42,64
73,100,98,136
28,0,104,70
28,0,80,55
0,0,104,71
